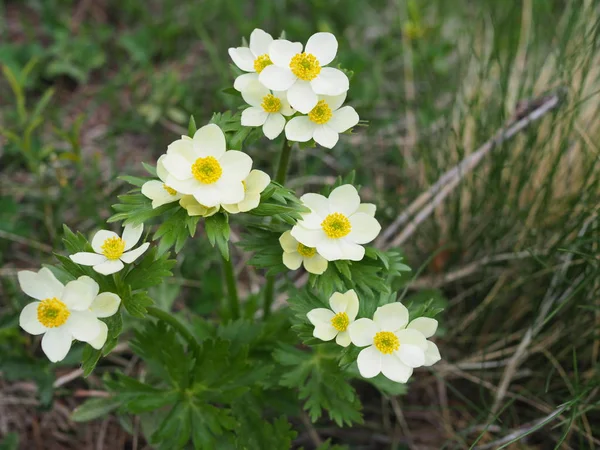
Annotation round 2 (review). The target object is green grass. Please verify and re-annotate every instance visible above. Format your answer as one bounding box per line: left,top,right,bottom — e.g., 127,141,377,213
1,0,600,448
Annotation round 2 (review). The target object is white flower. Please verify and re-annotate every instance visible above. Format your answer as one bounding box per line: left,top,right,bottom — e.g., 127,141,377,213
141,155,183,208
285,93,359,148
18,269,121,362
279,230,328,275
179,195,219,217
239,79,294,140
259,32,349,113
69,224,150,275
229,28,274,91
222,170,271,214
348,303,441,383
306,290,359,347
160,124,252,208
291,185,381,262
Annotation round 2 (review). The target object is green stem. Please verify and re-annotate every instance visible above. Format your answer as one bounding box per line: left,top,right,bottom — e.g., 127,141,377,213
222,251,240,320
146,306,198,349
263,138,294,319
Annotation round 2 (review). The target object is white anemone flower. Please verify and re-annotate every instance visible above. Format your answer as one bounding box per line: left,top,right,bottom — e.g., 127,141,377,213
259,32,349,113
69,224,150,275
18,269,121,362
179,195,219,217
306,290,359,347
222,170,271,214
291,185,381,262
161,124,252,208
239,80,295,140
141,155,183,208
348,303,439,383
229,28,275,92
279,230,328,275
285,93,359,148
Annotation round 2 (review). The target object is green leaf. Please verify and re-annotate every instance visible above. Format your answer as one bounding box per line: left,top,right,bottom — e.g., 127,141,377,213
123,247,176,291
188,115,197,137
0,433,18,450
71,397,122,422
204,213,230,260
81,345,102,377
122,290,154,318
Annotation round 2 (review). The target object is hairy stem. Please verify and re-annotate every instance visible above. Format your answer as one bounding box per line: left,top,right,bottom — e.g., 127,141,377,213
146,306,198,348
222,250,240,319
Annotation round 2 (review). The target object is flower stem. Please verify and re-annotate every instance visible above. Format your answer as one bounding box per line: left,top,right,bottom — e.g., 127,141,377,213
263,138,294,319
222,250,240,320
146,306,198,349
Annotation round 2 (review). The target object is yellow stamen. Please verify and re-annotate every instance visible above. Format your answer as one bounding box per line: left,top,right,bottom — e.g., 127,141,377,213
101,237,125,260
321,213,351,239
373,331,400,354
261,94,281,113
37,298,70,328
163,184,177,195
297,243,316,258
289,52,321,81
253,54,273,73
191,156,222,184
308,100,332,124
331,312,349,332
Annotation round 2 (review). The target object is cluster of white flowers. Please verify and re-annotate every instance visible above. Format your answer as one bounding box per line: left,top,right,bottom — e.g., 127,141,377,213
307,290,441,383
230,29,359,148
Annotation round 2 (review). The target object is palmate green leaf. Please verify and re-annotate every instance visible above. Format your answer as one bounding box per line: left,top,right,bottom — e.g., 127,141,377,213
105,372,179,413
238,226,288,276
108,191,178,227
81,345,101,377
189,402,236,449
249,182,311,224
124,247,176,291
71,396,122,422
205,213,231,260
154,207,200,255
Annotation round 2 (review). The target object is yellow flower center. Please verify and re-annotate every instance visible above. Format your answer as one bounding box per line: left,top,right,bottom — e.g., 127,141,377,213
253,54,273,73
289,52,321,81
191,156,222,184
37,298,70,328
308,100,332,124
101,237,125,260
331,312,349,332
321,213,351,239
261,94,281,113
373,331,400,354
163,184,177,195
297,243,316,258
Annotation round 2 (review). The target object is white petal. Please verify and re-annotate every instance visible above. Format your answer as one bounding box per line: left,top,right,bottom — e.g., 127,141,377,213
300,193,330,217
290,225,325,248
335,330,351,347
221,203,240,214
90,292,121,318
348,213,381,244
320,92,347,111
120,242,150,264
70,252,107,266
357,346,382,378
19,302,46,335
306,308,335,326
214,180,245,205
122,223,143,250
357,203,376,217
62,277,98,311
88,320,108,350
275,91,295,116
279,230,298,253
283,251,303,270
166,137,197,161
407,317,438,338
348,318,378,347
219,151,252,181
228,47,255,72
249,28,273,56
191,184,223,207
313,324,338,341
240,80,269,107
313,125,339,148
259,65,297,91
329,184,360,215
328,106,359,133
91,230,119,254
305,32,338,66
245,169,271,194
161,153,193,180
269,39,302,67
285,116,315,142
397,344,425,368
396,329,428,351
93,259,124,276
65,310,102,342
373,303,409,332
329,291,350,314
333,289,358,320
381,354,413,383
193,124,227,159
18,268,64,300
165,175,198,194
236,193,261,212
241,107,268,126
424,341,442,366
141,180,176,207
310,67,349,96
316,238,364,262
287,80,318,114
41,328,72,363
156,154,169,181
234,72,259,92
302,254,328,275
262,113,285,140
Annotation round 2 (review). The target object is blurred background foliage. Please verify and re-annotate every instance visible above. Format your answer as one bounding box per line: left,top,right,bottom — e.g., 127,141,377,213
1,0,600,448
